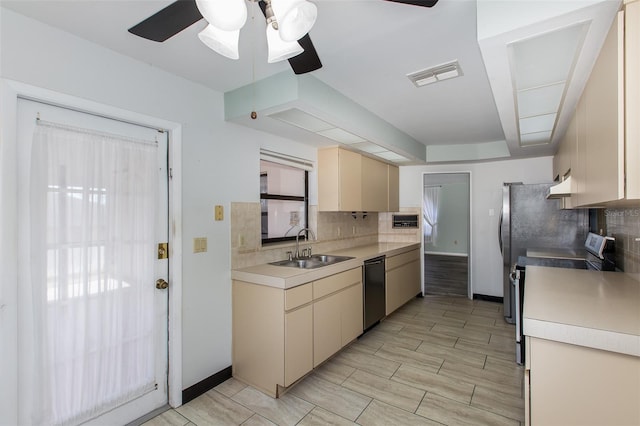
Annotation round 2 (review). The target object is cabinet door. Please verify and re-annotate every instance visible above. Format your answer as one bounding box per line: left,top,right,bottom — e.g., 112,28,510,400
529,337,640,426
339,149,362,211
388,165,399,212
573,97,587,207
361,156,388,212
626,1,640,199
340,283,363,346
232,281,284,397
386,250,421,315
284,305,313,386
318,148,340,211
313,294,342,367
554,111,575,182
579,10,624,205
558,112,579,209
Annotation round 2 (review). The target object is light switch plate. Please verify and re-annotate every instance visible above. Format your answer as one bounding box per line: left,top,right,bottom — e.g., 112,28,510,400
193,237,207,253
215,205,224,221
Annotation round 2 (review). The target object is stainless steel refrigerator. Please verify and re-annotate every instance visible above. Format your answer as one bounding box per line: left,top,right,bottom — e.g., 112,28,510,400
499,183,588,323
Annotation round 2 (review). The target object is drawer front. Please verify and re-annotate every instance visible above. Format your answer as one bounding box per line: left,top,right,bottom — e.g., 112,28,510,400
285,283,313,311
313,267,361,300
386,249,420,271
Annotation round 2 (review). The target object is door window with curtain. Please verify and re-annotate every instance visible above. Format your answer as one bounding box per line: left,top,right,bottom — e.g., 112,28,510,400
423,185,441,244
21,118,160,425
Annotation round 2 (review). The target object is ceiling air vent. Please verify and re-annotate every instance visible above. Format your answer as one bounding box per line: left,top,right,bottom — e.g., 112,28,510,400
407,60,463,87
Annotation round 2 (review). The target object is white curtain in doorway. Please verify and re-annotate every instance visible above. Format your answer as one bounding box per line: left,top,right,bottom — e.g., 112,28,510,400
423,186,440,244
24,121,158,426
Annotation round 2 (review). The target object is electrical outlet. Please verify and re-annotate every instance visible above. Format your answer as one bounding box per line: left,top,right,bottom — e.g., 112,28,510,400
193,237,207,253
337,227,341,237
214,205,224,221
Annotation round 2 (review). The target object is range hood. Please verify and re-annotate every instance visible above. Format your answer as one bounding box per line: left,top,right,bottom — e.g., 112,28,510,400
546,176,573,199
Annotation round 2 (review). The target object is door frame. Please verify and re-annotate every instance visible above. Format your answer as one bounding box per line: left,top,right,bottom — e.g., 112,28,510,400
421,172,473,298
0,79,184,421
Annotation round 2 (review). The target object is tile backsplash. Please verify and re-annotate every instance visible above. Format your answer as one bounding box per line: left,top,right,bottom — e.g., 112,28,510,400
231,203,379,269
230,203,422,269
378,208,422,244
603,207,640,273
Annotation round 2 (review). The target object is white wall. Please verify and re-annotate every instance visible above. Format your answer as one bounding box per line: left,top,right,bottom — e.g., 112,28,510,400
401,156,553,297
0,7,318,407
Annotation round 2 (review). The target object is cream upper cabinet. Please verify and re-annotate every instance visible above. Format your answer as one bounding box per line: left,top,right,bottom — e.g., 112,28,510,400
556,5,640,206
318,147,400,212
577,9,624,206
553,111,575,182
625,0,640,199
361,155,388,212
388,165,400,212
318,147,362,212
555,112,580,209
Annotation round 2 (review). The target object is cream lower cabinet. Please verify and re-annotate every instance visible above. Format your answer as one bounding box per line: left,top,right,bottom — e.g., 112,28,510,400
233,267,362,397
232,281,313,397
313,268,363,367
525,336,640,426
284,304,313,386
385,249,421,315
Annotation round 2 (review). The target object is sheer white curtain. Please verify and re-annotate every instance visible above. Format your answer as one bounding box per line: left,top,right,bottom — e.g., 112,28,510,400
423,186,440,245
24,121,158,426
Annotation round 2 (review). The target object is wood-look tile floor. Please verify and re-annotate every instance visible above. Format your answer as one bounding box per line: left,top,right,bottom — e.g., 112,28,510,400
144,295,524,426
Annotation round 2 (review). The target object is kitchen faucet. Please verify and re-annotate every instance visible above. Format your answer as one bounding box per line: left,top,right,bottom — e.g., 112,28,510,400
295,228,316,259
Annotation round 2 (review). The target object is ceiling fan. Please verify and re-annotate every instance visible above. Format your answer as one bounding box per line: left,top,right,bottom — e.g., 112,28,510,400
128,0,439,75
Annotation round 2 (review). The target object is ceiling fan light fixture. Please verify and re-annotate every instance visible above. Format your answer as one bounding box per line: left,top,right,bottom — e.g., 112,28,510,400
195,0,247,31
271,0,318,42
198,25,240,60
266,25,304,63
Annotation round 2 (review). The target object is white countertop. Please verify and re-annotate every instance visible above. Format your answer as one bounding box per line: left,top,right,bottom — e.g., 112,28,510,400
526,247,587,260
523,266,640,356
231,242,420,289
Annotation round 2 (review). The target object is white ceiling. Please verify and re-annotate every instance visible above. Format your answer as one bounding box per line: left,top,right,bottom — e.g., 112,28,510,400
0,0,618,163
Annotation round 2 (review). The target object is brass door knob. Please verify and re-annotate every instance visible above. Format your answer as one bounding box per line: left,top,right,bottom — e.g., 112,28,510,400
156,278,169,290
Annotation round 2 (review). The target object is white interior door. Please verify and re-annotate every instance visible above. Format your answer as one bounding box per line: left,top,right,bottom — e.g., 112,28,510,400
16,99,169,425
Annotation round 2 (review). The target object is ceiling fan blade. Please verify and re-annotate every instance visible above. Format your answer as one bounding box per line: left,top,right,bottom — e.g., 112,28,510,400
385,0,439,7
288,35,322,75
128,0,203,42
258,0,322,75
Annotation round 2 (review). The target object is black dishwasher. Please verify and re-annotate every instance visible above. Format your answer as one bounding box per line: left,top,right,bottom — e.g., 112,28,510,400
363,256,386,331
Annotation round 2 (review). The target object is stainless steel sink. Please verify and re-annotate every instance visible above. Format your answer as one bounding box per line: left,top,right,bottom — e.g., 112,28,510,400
269,254,354,269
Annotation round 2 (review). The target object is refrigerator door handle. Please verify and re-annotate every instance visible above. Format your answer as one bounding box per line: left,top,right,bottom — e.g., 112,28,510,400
498,209,503,255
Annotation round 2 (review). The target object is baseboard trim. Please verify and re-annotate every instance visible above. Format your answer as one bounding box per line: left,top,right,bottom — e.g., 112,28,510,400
473,294,503,304
182,366,232,405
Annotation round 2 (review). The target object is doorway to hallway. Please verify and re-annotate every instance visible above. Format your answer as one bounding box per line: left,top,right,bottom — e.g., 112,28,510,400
422,173,470,297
